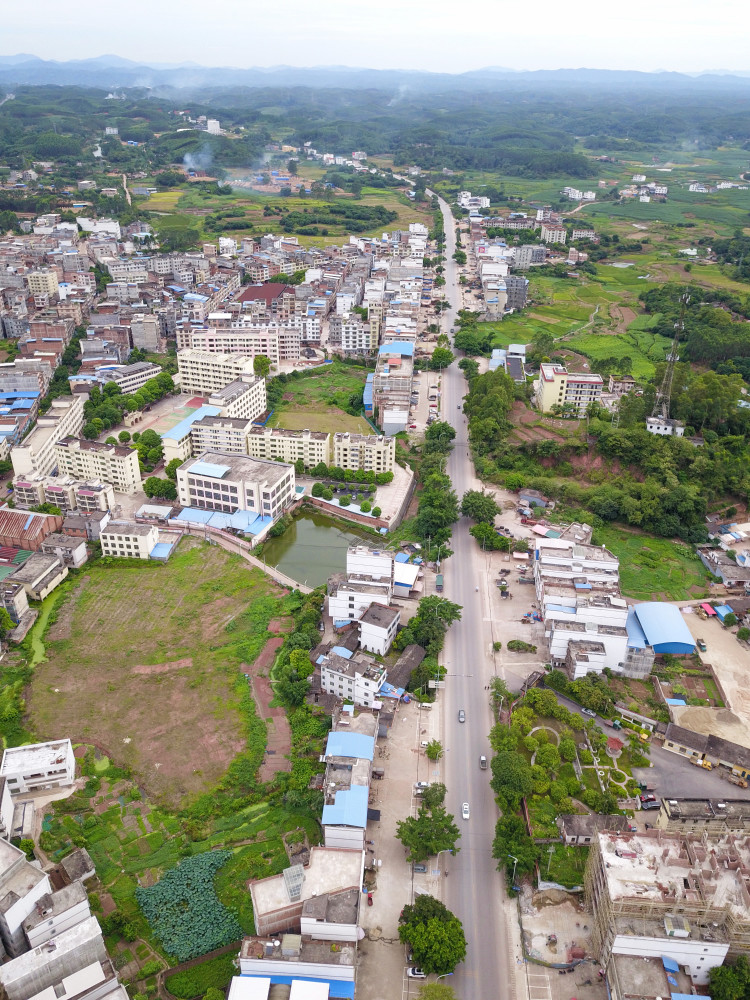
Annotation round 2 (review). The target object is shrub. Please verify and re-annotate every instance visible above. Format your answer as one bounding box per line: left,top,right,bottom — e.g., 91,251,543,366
372,506,382,517
507,639,537,653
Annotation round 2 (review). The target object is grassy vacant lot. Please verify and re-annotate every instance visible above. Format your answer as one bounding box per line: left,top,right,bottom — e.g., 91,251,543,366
544,844,589,888
29,540,286,806
272,363,372,435
592,525,709,601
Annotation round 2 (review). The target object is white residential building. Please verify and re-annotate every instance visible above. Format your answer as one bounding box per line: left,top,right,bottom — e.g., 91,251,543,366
54,438,143,494
23,882,92,949
534,363,603,416
358,603,400,655
100,522,159,560
207,376,267,420
1,739,76,796
540,223,567,244
98,362,162,394
319,648,387,707
177,350,258,396
645,416,685,437
176,451,295,521
0,840,52,957
178,326,301,364
246,426,330,468
10,396,85,477
332,432,395,473
0,778,14,840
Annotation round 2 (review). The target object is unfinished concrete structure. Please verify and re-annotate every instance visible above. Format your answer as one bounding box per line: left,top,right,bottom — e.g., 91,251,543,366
585,829,750,997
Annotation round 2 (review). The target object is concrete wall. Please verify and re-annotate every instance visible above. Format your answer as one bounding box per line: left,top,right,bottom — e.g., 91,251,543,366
237,958,355,982
611,935,728,985
300,916,359,942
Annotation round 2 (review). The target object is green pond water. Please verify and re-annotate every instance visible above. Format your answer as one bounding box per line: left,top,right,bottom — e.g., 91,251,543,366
261,511,375,588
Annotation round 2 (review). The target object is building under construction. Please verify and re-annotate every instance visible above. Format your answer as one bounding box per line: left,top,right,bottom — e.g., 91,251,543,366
585,829,750,997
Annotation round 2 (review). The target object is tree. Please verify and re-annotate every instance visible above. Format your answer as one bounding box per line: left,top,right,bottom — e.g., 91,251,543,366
492,815,540,881
396,805,460,862
118,430,131,444
294,458,305,476
559,737,577,762
360,499,372,513
461,489,500,523
253,354,272,378
30,503,62,516
469,523,509,551
724,613,738,627
737,627,750,642
165,458,183,481
399,896,467,975
287,160,298,176
82,422,100,440
504,472,526,491
0,607,15,639
535,744,560,770
429,347,455,371
421,783,447,810
143,477,177,500
490,751,533,799
417,985,458,1000
372,506,382,517
709,957,750,1000
311,461,328,478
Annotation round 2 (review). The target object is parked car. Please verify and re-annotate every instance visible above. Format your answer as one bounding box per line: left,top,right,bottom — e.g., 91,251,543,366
462,802,470,820
413,863,427,874
407,968,427,979
582,708,597,718
409,424,417,429
640,793,656,803
458,709,466,723
479,755,488,770
415,781,431,789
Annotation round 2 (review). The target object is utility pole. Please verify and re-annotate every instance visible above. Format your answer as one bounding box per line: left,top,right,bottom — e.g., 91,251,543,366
651,291,689,426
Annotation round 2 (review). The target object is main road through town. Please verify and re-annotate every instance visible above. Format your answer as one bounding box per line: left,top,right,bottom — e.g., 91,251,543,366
431,194,514,1000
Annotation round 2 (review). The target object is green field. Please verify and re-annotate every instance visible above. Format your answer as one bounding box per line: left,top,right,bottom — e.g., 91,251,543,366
592,525,709,601
565,324,673,379
544,844,589,888
272,363,372,434
273,405,372,435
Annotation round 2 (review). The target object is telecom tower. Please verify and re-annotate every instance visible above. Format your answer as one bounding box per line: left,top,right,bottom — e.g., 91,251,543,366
646,292,689,436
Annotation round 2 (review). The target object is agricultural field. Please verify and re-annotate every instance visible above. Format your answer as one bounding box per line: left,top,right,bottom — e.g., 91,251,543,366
592,525,710,601
28,540,289,806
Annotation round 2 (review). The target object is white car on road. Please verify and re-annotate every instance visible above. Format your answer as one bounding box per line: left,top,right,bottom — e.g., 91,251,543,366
462,802,470,820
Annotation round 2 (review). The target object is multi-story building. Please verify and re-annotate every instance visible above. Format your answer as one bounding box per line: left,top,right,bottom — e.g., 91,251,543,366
176,451,296,521
319,647,387,707
534,362,603,416
177,325,301,364
206,375,266,420
12,474,115,512
329,313,375,353
100,521,159,560
189,416,252,455
359,603,400,655
27,270,59,297
176,350,257,396
540,224,567,244
246,426,330,468
97,361,162,394
130,313,163,352
10,395,85,477
656,798,750,835
332,432,395,473
54,438,142,494
1,739,76,796
512,244,546,269
0,840,53,957
585,829,750,997
504,274,530,311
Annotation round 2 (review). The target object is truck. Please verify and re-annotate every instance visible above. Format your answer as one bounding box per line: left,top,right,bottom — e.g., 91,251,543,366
435,574,444,593
691,758,712,770
518,576,535,585
729,773,749,788
697,638,707,652
607,718,623,730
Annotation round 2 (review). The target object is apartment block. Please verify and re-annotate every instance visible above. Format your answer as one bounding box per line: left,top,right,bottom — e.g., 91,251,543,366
54,438,142,494
513,245,546,269
246,426,330,467
540,223,567,244
177,325,301,363
27,270,59,297
12,474,115,512
130,313,163,352
319,648,387,707
98,361,162,394
177,451,295,520
359,603,400,656
190,416,252,455
6,552,68,600
534,362,603,416
177,350,257,396
100,521,159,560
206,375,266,420
332,432,395,473
1,739,76,796
11,395,85,477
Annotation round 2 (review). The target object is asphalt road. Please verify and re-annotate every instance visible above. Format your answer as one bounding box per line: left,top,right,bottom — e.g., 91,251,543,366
432,197,513,1000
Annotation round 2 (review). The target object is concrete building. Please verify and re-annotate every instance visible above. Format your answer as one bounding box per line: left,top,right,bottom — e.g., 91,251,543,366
0,777,14,840
6,552,69,600
10,395,85,477
319,646,387,708
177,452,295,521
327,572,392,622
100,521,159,560
54,438,142,494
513,245,546,269
207,376,266,421
359,603,400,656
246,426,329,468
27,271,59,297
656,798,750,835
247,846,364,940
179,326,301,364
189,416,253,456
22,882,92,950
12,475,114,513
176,350,257,396
0,509,62,550
40,533,88,569
0,839,52,957
130,314,162,352
534,362,603,416
584,829,750,995
1,739,75,796
321,723,376,850
332,432,395,474
646,416,685,437
661,724,750,779
540,224,567,244
97,362,162,394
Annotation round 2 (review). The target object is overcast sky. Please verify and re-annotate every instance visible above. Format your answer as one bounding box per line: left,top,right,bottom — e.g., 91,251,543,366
2,0,746,74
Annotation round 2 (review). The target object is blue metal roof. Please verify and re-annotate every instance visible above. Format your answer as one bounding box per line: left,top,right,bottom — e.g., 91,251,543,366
633,603,696,654
363,373,373,406
331,645,353,659
378,341,414,357
626,608,648,650
321,784,368,828
189,459,231,478
325,731,374,761
161,405,221,442
150,542,174,560
394,552,410,563
662,957,680,973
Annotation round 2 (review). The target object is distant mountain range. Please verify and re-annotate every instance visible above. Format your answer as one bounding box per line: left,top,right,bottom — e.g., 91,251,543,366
1,54,750,92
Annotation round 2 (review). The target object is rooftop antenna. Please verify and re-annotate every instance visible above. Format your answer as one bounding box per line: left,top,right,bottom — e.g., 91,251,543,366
651,291,689,423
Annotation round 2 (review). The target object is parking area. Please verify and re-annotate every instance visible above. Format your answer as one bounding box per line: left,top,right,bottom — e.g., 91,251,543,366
356,700,446,1000
632,742,750,802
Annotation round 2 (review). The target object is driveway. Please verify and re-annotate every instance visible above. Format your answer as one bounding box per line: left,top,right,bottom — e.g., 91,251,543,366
632,743,750,801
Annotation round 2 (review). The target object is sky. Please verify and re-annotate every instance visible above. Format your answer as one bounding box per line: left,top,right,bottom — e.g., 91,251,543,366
2,0,748,74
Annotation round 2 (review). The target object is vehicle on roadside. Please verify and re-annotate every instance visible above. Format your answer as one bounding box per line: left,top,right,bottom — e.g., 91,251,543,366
479,755,488,769
640,793,656,803
415,781,431,789
641,799,661,810
413,863,427,874
697,638,707,652
458,709,466,723
729,773,749,788
462,802,470,820
582,708,597,718
407,968,426,979
691,758,712,770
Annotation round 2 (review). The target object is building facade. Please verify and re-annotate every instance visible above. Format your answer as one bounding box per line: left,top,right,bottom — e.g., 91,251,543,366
534,363,603,415
10,396,85,477
176,451,296,520
54,438,142,494
176,350,257,396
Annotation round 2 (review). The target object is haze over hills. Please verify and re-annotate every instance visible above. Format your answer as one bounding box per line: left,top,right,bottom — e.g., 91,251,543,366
1,54,750,92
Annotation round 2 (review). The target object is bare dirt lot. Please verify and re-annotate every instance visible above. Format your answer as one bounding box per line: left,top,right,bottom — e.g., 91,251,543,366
29,539,287,806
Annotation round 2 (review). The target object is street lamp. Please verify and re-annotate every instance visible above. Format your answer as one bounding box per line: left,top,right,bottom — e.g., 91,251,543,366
508,854,519,888
436,973,455,981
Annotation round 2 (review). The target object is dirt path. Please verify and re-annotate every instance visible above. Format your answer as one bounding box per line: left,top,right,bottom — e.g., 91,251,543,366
241,632,291,781
608,304,637,335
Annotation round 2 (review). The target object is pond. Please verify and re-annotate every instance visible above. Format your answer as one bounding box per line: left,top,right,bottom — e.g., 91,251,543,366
261,510,376,588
